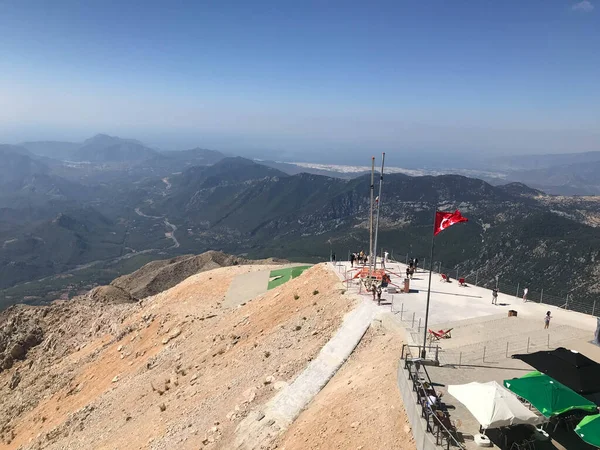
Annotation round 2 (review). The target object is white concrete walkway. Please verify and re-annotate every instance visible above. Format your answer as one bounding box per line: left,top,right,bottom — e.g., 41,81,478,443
234,283,377,449
332,259,597,344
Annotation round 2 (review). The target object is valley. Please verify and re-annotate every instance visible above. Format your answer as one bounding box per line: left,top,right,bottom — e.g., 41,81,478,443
3,135,600,312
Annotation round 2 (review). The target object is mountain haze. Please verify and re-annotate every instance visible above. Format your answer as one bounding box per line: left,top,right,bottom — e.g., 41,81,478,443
2,141,600,311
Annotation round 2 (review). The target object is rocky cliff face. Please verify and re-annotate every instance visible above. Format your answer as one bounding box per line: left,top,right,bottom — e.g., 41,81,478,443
110,251,247,300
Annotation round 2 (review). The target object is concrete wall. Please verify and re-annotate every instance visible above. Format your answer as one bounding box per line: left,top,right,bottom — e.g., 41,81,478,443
396,362,441,450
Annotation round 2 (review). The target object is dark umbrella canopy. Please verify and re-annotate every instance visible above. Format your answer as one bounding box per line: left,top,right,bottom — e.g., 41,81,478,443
513,347,600,395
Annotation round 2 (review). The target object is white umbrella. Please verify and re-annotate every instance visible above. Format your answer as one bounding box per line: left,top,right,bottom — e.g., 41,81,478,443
448,381,543,429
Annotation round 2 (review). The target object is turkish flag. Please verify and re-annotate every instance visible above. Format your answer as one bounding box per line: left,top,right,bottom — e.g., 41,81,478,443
434,210,468,236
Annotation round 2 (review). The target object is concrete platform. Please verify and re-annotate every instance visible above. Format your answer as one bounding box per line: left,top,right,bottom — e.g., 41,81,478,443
328,260,600,450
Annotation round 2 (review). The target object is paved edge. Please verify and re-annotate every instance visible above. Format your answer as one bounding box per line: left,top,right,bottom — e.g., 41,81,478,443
234,294,376,448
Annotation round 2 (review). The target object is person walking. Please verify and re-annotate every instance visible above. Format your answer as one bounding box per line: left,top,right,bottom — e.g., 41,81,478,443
414,258,419,271
350,252,355,268
492,288,498,305
544,311,552,329
523,287,528,302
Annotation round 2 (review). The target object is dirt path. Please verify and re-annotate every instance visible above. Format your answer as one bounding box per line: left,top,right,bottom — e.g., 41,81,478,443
276,325,416,450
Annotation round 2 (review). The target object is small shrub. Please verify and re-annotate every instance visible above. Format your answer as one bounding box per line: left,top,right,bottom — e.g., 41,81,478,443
294,294,300,300
264,351,271,358
312,290,319,295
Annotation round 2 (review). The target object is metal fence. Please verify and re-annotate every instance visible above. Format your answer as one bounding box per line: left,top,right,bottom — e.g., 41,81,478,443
347,247,600,319
402,346,466,449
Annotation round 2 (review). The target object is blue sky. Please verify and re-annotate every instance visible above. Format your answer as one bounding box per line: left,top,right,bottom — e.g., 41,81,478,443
0,0,598,162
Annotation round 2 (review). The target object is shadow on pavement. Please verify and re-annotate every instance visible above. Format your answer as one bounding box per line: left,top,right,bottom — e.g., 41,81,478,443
429,290,483,299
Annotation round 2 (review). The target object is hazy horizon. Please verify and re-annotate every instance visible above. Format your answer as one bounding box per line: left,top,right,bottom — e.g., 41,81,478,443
1,1,599,161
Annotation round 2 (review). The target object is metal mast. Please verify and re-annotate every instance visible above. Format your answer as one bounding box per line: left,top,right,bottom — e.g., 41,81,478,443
368,156,375,274
373,152,385,271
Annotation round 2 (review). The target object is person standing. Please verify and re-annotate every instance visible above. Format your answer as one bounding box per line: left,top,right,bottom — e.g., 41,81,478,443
523,287,528,302
544,311,552,329
492,288,498,305
414,258,419,271
384,251,389,264
332,252,336,262
350,252,355,268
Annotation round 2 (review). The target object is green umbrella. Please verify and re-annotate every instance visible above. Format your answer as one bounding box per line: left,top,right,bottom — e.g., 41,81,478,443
504,371,597,418
576,414,600,447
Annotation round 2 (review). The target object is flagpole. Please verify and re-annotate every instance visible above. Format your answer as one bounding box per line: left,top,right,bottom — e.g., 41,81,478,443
422,207,437,359
368,156,375,276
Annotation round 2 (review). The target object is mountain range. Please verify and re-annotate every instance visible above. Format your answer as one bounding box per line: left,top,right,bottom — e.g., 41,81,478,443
2,135,600,310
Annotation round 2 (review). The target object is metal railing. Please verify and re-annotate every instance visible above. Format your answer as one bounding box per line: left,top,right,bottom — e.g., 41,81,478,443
402,346,466,449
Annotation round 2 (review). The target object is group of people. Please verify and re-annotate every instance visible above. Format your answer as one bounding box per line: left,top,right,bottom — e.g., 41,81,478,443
350,250,391,268
350,251,368,267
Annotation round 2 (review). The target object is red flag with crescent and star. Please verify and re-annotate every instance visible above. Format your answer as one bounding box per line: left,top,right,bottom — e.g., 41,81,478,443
434,210,468,236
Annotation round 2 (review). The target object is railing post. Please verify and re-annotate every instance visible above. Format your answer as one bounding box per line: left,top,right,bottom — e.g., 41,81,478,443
475,269,478,286
516,282,520,299
400,303,404,320
418,317,422,332
456,268,459,280
540,289,544,304
506,341,509,358
412,312,415,328
527,337,531,353
593,300,596,317
458,351,462,367
483,346,486,362
547,334,550,349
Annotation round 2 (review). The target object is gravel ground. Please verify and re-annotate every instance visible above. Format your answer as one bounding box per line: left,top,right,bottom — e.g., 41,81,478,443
276,325,416,450
1,263,356,450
